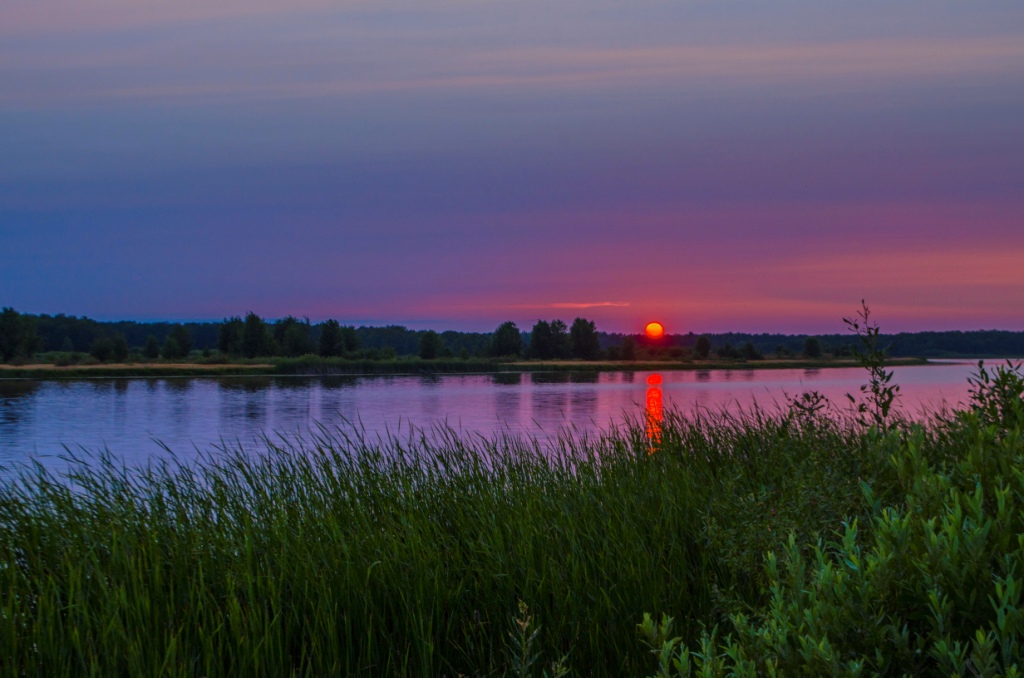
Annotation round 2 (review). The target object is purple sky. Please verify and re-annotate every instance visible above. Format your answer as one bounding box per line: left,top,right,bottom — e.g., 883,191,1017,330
2,0,1023,334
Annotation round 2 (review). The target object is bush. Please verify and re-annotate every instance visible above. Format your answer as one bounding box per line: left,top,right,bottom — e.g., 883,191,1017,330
89,337,114,362
161,336,182,360
803,336,822,358
694,336,711,360
716,342,741,360
640,361,1024,676
741,342,763,361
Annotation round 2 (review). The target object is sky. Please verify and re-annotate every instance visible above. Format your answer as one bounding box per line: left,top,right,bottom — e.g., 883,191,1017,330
2,0,1023,334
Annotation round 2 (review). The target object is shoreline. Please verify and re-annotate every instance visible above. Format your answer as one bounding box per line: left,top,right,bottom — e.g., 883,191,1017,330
0,356,931,380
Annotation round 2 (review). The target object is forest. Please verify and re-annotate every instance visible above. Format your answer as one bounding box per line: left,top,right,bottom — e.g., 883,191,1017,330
2,307,1023,365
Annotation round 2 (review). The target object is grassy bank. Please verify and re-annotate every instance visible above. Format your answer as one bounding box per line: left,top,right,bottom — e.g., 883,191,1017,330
1,363,1021,675
0,355,929,379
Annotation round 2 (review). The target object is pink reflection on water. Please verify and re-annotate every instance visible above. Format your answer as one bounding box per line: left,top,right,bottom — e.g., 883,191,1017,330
0,361,994,476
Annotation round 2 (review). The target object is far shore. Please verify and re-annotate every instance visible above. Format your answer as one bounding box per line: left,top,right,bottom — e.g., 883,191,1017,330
0,356,932,380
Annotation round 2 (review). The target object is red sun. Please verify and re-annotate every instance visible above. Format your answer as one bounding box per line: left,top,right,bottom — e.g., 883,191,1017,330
644,322,665,339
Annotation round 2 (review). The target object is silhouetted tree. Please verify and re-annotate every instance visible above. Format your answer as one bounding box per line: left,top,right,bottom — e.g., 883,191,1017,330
218,317,245,356
694,336,711,360
0,308,39,362
418,330,445,360
112,334,129,362
167,324,193,358
161,336,181,360
275,316,313,357
622,336,636,361
569,317,599,360
804,336,823,358
90,337,114,362
529,320,554,359
144,335,160,359
550,319,570,359
318,319,344,357
717,342,741,359
490,321,523,357
340,326,358,353
0,308,21,362
742,341,763,360
243,312,270,358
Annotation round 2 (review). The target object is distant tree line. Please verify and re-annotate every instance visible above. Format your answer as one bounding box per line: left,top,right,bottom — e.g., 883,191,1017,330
0,307,41,362
494,317,601,361
2,306,1023,365
593,330,1024,361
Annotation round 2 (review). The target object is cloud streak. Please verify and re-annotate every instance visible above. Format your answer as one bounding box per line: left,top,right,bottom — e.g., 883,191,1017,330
4,26,1024,107
504,302,632,311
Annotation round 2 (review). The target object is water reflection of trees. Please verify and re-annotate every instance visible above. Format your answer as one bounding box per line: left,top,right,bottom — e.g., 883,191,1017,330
0,381,41,399
491,373,522,424
530,372,571,384
317,376,360,420
532,390,569,424
494,388,521,423
319,376,360,390
0,380,41,436
213,377,266,424
492,373,521,386
161,378,194,430
571,387,597,419
218,377,276,393
420,375,442,416
163,378,194,392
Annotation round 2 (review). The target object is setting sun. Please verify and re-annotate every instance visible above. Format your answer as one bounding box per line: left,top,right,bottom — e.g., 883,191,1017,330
644,322,664,339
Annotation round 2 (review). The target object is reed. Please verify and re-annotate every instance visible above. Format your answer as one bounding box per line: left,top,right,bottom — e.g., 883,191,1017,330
1,362,1020,675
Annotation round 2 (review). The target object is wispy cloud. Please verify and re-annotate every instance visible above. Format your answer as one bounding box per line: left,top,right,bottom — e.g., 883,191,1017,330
549,301,631,309
505,301,631,310
5,28,1024,107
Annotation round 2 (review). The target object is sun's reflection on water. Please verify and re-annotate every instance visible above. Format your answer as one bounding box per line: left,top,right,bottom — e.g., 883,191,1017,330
645,373,663,451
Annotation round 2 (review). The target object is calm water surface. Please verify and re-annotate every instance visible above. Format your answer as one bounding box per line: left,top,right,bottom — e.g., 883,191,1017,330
0,362,990,474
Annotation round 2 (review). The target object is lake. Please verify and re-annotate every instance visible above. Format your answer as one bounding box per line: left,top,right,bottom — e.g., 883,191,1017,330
0,361,996,474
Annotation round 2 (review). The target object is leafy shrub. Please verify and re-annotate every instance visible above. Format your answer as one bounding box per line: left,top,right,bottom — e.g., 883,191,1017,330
969,360,1024,431
844,301,900,430
89,336,114,362
641,362,1024,676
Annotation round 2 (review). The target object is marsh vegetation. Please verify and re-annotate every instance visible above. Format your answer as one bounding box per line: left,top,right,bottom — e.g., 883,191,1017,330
2,352,1023,675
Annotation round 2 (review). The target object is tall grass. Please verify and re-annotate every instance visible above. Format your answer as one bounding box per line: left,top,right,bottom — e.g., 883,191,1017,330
1,362,1020,675
0,407,877,676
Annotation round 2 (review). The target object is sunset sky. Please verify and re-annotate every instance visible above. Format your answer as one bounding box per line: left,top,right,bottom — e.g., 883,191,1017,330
2,0,1022,333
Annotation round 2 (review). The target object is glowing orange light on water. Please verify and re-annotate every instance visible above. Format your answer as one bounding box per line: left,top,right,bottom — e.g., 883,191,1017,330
645,322,664,339
645,372,664,451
